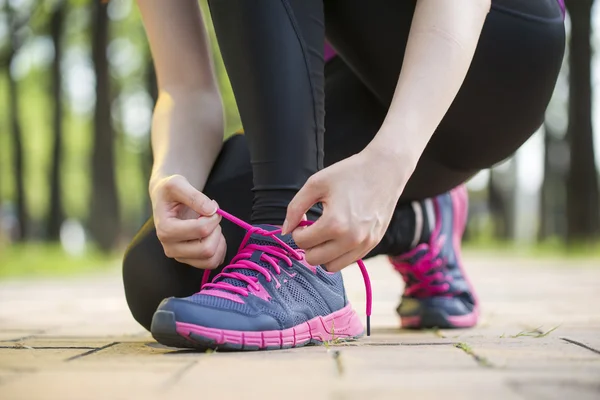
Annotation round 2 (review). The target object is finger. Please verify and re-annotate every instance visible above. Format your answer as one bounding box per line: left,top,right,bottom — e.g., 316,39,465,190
157,213,221,242
210,235,228,268
304,238,348,267
164,175,217,216
177,234,227,270
324,249,364,273
177,238,227,269
292,216,337,250
166,225,223,259
282,175,325,234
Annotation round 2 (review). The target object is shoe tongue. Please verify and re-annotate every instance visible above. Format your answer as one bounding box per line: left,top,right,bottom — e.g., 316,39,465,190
212,224,295,290
397,247,429,265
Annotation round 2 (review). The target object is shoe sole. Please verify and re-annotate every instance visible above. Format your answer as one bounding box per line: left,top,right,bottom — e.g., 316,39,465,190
151,303,364,351
400,308,479,329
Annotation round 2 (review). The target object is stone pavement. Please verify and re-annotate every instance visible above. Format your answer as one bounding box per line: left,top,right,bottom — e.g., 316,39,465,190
0,254,599,400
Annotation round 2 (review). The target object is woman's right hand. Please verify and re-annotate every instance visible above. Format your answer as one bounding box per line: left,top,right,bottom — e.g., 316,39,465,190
150,174,226,269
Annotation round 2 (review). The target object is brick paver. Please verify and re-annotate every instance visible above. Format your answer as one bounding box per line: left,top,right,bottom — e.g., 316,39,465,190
0,254,599,399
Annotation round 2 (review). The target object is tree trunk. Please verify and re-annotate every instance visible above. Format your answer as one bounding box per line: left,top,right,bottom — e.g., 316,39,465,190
539,125,550,241
46,1,66,240
538,123,568,241
89,1,119,252
565,0,600,242
5,4,27,240
487,164,516,240
7,68,26,240
142,59,157,219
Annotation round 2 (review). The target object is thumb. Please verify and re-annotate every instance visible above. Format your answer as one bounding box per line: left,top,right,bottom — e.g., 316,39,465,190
166,175,217,216
282,176,324,234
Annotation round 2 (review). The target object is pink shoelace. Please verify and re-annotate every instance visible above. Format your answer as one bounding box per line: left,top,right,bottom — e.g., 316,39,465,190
200,208,372,336
392,235,452,298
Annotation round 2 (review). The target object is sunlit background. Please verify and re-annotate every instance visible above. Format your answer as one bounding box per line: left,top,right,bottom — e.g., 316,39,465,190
0,0,599,278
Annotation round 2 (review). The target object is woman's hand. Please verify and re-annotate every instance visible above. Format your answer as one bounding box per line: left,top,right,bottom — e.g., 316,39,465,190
283,145,414,272
151,174,226,269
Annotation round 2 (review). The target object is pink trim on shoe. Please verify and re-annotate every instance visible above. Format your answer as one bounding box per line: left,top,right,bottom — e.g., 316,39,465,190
247,282,272,302
400,310,479,329
175,303,363,348
199,290,245,304
449,185,480,322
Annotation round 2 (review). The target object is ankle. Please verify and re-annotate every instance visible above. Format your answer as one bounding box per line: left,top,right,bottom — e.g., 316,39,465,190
411,198,436,246
375,198,437,258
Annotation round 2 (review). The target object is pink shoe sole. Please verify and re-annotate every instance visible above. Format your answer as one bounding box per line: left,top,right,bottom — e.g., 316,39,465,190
400,308,479,329
152,303,364,351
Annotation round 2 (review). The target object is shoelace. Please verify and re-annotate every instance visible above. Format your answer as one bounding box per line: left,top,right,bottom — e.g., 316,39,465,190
199,208,372,336
392,235,452,298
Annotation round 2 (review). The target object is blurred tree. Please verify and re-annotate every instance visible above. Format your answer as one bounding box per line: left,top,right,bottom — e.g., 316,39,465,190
2,1,29,240
539,122,568,241
487,162,517,240
142,57,157,218
89,0,120,252
565,0,600,242
47,0,67,240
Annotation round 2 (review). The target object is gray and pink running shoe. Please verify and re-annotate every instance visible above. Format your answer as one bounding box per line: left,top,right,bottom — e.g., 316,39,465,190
390,185,479,329
151,209,372,351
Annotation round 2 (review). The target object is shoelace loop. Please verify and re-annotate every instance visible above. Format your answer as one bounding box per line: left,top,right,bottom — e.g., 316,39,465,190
200,209,372,336
204,240,296,295
393,235,452,297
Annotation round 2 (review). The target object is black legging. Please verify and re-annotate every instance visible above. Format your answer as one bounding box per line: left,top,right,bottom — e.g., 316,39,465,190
123,0,565,331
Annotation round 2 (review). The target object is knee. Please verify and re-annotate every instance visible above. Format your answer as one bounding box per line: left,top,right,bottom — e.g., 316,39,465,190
122,219,160,332
122,218,206,332
122,249,153,332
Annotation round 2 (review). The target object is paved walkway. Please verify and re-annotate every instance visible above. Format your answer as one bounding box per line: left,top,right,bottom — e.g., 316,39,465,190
0,254,599,400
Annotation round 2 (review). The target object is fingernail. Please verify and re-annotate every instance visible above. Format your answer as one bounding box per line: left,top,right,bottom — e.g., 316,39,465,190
210,200,218,215
281,219,289,235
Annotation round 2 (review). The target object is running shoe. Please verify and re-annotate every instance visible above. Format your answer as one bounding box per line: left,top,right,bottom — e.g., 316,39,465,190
151,209,372,350
390,184,479,329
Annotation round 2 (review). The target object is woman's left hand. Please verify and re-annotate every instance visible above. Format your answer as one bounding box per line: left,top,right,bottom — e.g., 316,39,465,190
283,145,413,272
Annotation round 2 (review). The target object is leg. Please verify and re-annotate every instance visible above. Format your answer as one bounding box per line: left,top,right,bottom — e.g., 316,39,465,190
207,0,325,224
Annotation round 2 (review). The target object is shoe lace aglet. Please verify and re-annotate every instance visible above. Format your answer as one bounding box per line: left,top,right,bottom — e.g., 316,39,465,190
366,315,371,336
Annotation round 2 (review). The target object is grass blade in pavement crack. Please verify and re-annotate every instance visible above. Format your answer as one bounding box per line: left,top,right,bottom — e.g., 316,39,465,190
421,327,445,338
12,342,34,350
329,349,344,376
510,325,561,338
455,342,493,368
